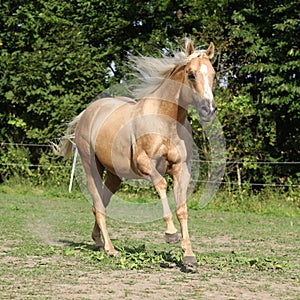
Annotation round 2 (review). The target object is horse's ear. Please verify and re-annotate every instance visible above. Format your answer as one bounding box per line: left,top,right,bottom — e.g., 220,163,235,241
206,42,214,59
185,40,194,56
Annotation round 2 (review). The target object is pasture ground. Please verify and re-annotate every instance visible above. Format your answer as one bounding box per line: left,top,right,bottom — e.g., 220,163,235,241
0,184,299,299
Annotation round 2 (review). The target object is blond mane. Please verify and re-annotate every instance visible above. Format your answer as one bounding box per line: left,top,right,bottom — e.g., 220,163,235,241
129,45,206,99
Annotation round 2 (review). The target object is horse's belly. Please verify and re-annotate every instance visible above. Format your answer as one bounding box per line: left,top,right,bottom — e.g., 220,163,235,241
92,99,139,179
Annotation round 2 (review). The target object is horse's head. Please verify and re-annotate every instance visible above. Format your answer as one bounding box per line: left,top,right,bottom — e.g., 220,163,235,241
182,40,216,122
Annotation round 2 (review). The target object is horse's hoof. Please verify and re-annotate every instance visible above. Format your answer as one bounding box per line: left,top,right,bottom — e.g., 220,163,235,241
165,232,181,244
106,249,119,257
183,256,198,266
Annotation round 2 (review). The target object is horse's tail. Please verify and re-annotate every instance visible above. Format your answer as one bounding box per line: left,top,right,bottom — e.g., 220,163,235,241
52,110,85,159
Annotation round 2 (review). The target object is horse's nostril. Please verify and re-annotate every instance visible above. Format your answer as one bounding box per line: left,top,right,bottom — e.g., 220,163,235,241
201,106,209,115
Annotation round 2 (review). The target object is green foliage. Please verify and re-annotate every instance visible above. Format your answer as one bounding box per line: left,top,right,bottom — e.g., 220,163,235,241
61,242,288,272
0,0,299,190
188,186,300,217
0,1,106,145
0,144,32,180
222,0,300,184
198,251,287,272
0,144,72,185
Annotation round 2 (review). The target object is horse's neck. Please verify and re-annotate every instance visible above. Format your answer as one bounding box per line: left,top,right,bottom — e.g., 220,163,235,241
143,73,187,124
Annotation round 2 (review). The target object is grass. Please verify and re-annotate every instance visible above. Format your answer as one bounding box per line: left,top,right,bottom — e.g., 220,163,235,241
0,181,299,299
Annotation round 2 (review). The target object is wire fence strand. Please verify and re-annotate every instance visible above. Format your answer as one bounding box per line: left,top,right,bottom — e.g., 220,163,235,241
1,142,52,148
1,143,299,187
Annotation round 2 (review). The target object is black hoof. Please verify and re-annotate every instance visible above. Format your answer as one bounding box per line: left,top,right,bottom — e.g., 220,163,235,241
183,256,198,266
165,232,181,244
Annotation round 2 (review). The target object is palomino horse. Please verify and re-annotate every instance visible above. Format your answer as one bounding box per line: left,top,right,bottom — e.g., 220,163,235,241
55,39,216,266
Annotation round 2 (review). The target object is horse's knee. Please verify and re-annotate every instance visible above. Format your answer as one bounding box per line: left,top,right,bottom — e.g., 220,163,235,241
156,177,167,191
176,203,188,220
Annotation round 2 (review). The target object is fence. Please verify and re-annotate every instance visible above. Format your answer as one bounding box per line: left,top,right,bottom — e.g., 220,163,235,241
1,142,299,189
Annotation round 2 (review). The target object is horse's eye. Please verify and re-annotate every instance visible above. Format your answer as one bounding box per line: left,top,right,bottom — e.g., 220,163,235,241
187,71,196,80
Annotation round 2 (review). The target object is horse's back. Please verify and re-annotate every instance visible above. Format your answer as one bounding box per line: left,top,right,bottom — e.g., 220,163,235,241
76,97,135,139
75,97,138,177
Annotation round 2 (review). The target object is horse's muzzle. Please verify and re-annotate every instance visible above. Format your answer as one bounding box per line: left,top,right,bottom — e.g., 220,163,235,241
197,100,217,122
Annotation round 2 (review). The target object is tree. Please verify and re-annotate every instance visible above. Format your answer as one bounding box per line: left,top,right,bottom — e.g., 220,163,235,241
0,0,182,145
222,0,300,184
0,0,299,186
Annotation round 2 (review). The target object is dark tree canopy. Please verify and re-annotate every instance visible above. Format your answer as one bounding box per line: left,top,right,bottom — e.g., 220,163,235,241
0,0,299,185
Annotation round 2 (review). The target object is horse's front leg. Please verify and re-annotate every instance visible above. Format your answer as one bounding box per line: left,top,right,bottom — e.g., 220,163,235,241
136,151,180,244
176,202,197,266
172,162,198,266
155,178,180,244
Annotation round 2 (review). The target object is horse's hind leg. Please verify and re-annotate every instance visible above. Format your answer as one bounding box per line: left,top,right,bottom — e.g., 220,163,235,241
91,158,105,249
78,145,116,255
102,171,121,207
92,208,104,249
93,170,121,256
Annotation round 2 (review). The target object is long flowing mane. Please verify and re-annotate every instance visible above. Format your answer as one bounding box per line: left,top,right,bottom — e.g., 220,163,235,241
129,43,206,99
